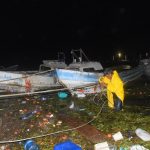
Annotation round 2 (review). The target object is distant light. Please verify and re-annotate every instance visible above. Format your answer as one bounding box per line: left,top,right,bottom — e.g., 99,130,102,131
118,52,122,58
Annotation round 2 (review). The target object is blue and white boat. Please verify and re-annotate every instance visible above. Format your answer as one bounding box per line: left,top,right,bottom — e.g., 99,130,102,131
55,67,103,89
55,49,104,93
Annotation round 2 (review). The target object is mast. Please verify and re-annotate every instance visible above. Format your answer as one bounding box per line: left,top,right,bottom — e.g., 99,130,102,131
71,49,89,62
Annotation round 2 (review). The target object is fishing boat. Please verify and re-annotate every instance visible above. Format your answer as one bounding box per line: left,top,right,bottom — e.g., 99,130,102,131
39,52,67,71
139,58,150,80
0,70,60,93
55,49,104,94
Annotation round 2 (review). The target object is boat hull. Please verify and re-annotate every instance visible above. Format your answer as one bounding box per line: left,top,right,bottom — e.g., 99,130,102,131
55,69,104,89
0,71,59,92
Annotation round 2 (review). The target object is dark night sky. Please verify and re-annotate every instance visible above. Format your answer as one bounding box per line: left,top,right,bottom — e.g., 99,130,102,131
1,1,150,69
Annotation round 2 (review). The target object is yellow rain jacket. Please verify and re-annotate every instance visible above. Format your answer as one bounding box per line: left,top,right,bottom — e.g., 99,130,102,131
99,70,124,108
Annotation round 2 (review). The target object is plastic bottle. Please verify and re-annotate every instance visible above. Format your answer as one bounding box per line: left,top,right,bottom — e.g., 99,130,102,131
40,96,47,101
135,128,150,141
20,110,38,120
24,140,40,150
130,144,148,150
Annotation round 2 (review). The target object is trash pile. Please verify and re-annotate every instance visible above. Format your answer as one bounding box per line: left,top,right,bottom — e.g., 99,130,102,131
0,77,150,149
93,128,150,150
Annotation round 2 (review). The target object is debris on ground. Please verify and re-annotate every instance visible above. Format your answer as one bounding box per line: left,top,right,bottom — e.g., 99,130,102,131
0,77,150,149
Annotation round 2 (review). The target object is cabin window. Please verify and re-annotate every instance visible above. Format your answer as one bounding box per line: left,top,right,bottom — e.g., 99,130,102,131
68,68,79,71
39,66,51,71
94,70,104,73
83,68,95,72
83,68,104,73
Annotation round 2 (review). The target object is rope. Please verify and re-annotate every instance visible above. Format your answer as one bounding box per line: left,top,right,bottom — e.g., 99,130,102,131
0,83,100,99
0,87,68,99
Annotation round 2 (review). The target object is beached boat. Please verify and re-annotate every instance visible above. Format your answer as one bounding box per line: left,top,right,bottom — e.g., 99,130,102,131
55,49,104,94
119,64,144,84
140,58,150,80
39,52,67,71
0,70,60,93
55,68,103,89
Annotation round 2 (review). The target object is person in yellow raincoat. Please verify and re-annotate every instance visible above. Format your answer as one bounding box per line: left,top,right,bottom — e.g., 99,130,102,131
99,70,124,111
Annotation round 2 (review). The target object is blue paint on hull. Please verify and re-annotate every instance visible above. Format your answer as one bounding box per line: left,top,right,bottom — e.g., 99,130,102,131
55,69,101,83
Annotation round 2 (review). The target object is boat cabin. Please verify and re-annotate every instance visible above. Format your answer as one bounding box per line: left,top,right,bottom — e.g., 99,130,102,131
39,52,67,71
68,61,103,73
67,49,104,73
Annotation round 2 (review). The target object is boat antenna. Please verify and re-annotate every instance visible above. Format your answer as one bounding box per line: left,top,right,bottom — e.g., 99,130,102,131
58,52,65,62
80,48,89,62
71,49,89,62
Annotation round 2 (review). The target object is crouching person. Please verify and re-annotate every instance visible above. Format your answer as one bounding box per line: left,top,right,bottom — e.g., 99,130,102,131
99,70,124,111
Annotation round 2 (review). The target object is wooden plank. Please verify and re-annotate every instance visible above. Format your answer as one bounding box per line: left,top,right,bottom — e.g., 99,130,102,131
58,114,107,143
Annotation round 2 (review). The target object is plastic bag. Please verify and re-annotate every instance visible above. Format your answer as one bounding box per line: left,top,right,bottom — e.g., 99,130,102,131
135,128,150,141
130,144,149,150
